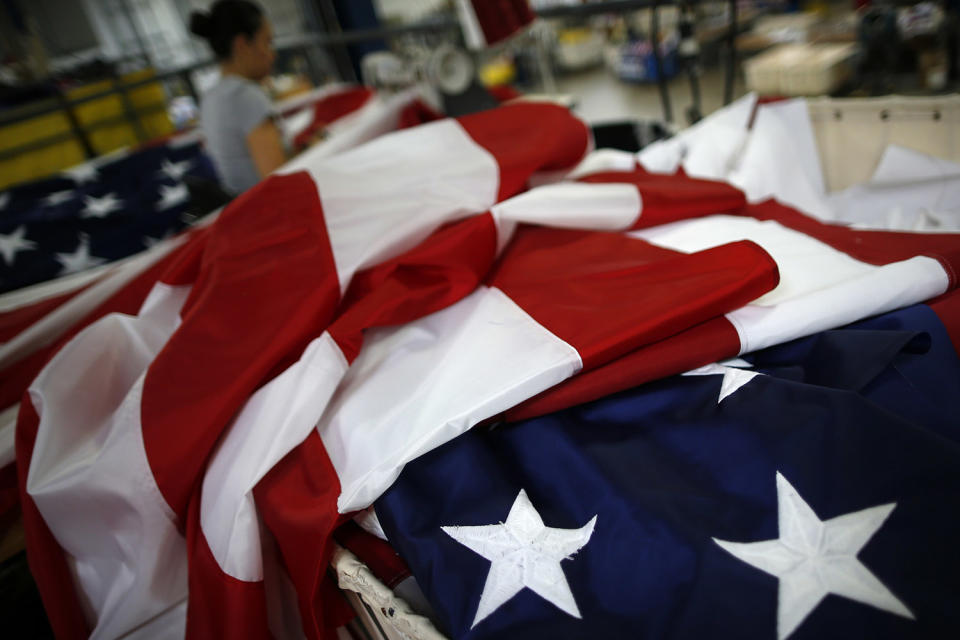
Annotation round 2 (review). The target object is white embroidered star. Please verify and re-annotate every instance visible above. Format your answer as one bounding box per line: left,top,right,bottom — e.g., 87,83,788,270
81,192,124,218
55,236,107,275
0,192,10,210
713,472,914,640
683,358,760,403
62,162,99,185
0,226,37,265
142,230,173,249
442,489,596,628
159,158,192,181
43,190,75,207
156,183,189,210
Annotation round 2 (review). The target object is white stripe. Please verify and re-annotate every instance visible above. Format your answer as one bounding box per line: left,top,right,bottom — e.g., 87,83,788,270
280,107,315,144
727,256,948,353
493,214,518,257
566,149,638,179
0,403,17,468
492,182,641,231
290,118,500,291
26,283,190,640
638,93,756,179
117,599,186,640
321,286,582,514
631,215,951,353
354,507,388,541
201,331,348,581
0,264,108,312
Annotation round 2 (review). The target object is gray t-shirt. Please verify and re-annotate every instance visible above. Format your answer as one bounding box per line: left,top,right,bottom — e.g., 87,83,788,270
200,75,274,195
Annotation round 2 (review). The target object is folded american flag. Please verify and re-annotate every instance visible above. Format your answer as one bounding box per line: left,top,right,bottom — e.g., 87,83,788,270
4,98,960,640
0,137,218,294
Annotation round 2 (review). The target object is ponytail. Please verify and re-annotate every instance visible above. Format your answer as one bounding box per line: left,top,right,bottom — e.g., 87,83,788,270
189,1,264,60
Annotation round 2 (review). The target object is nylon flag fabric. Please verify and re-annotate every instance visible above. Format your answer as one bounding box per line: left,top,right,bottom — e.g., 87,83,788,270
0,229,199,483
0,83,432,437
321,168,959,511
0,137,218,294
0,84,495,516
376,301,960,640
16,102,592,640
10,98,960,640
506,192,960,421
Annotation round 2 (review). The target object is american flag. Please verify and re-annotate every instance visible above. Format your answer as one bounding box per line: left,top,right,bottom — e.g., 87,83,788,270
2,95,959,640
0,136,220,294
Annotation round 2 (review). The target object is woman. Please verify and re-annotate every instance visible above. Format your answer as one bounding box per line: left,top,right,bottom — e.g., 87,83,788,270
190,1,288,194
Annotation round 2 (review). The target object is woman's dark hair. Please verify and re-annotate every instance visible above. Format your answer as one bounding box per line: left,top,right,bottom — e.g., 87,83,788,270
189,1,264,60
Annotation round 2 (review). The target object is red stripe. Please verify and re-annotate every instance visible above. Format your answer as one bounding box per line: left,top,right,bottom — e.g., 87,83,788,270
578,168,747,229
458,103,590,201
16,395,90,639
185,493,270,639
507,317,743,421
329,213,499,362
487,225,779,370
142,172,341,524
0,462,16,523
487,85,522,103
397,99,444,130
254,431,354,640
0,285,92,345
742,200,960,287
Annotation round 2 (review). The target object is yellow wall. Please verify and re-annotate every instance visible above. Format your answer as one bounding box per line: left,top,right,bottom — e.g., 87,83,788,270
0,69,175,190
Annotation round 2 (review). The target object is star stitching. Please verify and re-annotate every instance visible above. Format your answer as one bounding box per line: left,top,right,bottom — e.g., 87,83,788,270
683,358,760,403
81,192,124,218
442,489,596,628
62,163,99,184
157,183,189,210
55,236,107,275
159,158,193,181
713,472,914,639
0,226,37,265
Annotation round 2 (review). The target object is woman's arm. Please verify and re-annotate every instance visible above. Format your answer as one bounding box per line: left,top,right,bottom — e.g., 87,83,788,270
246,118,289,178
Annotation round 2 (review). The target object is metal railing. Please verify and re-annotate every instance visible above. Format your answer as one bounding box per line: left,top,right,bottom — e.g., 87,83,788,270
0,17,466,165
0,1,744,166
